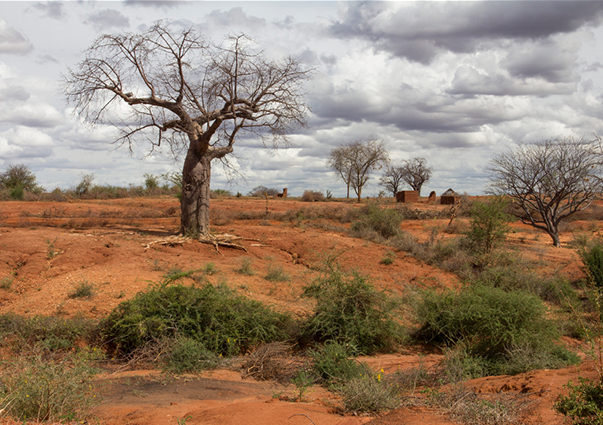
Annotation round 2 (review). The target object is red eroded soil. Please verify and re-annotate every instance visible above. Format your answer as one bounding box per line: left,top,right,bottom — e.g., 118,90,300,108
0,196,598,424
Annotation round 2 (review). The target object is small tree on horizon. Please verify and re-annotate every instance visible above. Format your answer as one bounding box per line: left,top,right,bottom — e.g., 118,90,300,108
400,157,432,196
328,140,389,202
0,164,43,198
379,166,405,197
488,136,603,247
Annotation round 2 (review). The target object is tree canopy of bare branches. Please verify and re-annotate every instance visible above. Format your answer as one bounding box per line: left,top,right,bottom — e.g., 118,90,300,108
63,23,311,238
400,157,432,196
379,166,405,197
327,140,389,202
488,136,603,247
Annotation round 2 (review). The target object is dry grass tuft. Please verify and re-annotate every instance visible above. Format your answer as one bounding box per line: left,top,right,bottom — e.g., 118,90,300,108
241,342,304,383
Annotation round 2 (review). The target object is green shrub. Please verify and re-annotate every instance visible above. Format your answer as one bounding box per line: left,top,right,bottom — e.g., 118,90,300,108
415,285,578,375
163,337,218,374
463,197,512,257
68,280,94,298
310,341,364,389
9,184,24,200
0,350,100,422
580,243,603,291
301,266,405,354
102,283,293,356
555,377,603,425
350,204,403,240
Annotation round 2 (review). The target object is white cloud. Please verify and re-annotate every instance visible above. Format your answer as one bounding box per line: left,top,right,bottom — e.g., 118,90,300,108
0,19,33,55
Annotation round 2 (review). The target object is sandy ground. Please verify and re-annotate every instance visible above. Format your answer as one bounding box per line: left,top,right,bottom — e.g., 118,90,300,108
0,196,599,424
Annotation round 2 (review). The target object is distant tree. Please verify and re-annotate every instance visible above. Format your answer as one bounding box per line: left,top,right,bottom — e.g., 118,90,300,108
143,173,160,190
400,157,432,196
74,173,95,197
488,136,603,247
328,140,389,202
379,166,405,197
64,23,311,239
0,164,43,198
248,186,279,197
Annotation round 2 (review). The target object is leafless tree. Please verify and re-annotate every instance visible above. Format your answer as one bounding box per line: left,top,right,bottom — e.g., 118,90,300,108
379,166,405,197
488,136,603,247
400,157,432,196
327,140,389,202
63,23,311,239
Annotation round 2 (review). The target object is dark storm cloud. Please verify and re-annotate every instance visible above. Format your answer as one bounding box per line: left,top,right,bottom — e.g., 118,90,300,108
87,9,130,31
447,66,575,98
503,41,578,83
331,2,603,64
0,20,33,55
30,2,66,20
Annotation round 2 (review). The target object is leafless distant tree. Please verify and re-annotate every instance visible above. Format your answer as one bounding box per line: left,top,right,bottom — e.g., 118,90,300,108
379,166,405,197
327,140,389,202
63,23,311,239
488,136,603,247
400,157,432,196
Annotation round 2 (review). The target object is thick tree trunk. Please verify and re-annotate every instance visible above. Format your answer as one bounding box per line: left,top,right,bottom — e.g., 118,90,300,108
181,149,212,238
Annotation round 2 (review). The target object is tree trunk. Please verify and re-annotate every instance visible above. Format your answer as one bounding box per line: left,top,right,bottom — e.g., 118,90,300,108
181,149,212,239
549,230,561,248
346,184,350,199
357,186,362,203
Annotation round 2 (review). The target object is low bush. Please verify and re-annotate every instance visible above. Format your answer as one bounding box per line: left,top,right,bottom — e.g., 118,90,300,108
301,266,405,355
350,204,404,240
415,285,578,376
301,190,325,202
310,341,364,389
555,377,603,425
463,197,512,258
235,257,255,276
580,242,603,291
163,337,218,373
68,280,95,298
339,373,401,414
102,282,293,357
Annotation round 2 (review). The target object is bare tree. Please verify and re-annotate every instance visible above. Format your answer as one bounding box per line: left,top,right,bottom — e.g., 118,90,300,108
400,157,432,196
63,23,311,239
327,140,389,202
488,136,603,247
379,166,405,197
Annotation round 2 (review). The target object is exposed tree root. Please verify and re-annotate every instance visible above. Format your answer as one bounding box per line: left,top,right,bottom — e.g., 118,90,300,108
144,233,261,254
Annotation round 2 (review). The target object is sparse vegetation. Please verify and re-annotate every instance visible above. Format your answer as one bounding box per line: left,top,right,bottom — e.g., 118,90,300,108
68,280,95,299
0,349,101,422
235,257,255,276
265,264,290,282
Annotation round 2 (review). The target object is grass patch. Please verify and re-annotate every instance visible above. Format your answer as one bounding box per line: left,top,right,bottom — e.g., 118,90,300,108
235,257,255,276
350,204,403,240
265,264,290,282
339,372,401,414
0,314,97,353
68,280,94,299
0,349,101,422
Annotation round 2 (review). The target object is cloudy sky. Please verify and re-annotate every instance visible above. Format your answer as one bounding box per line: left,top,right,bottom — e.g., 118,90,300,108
2,1,603,197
